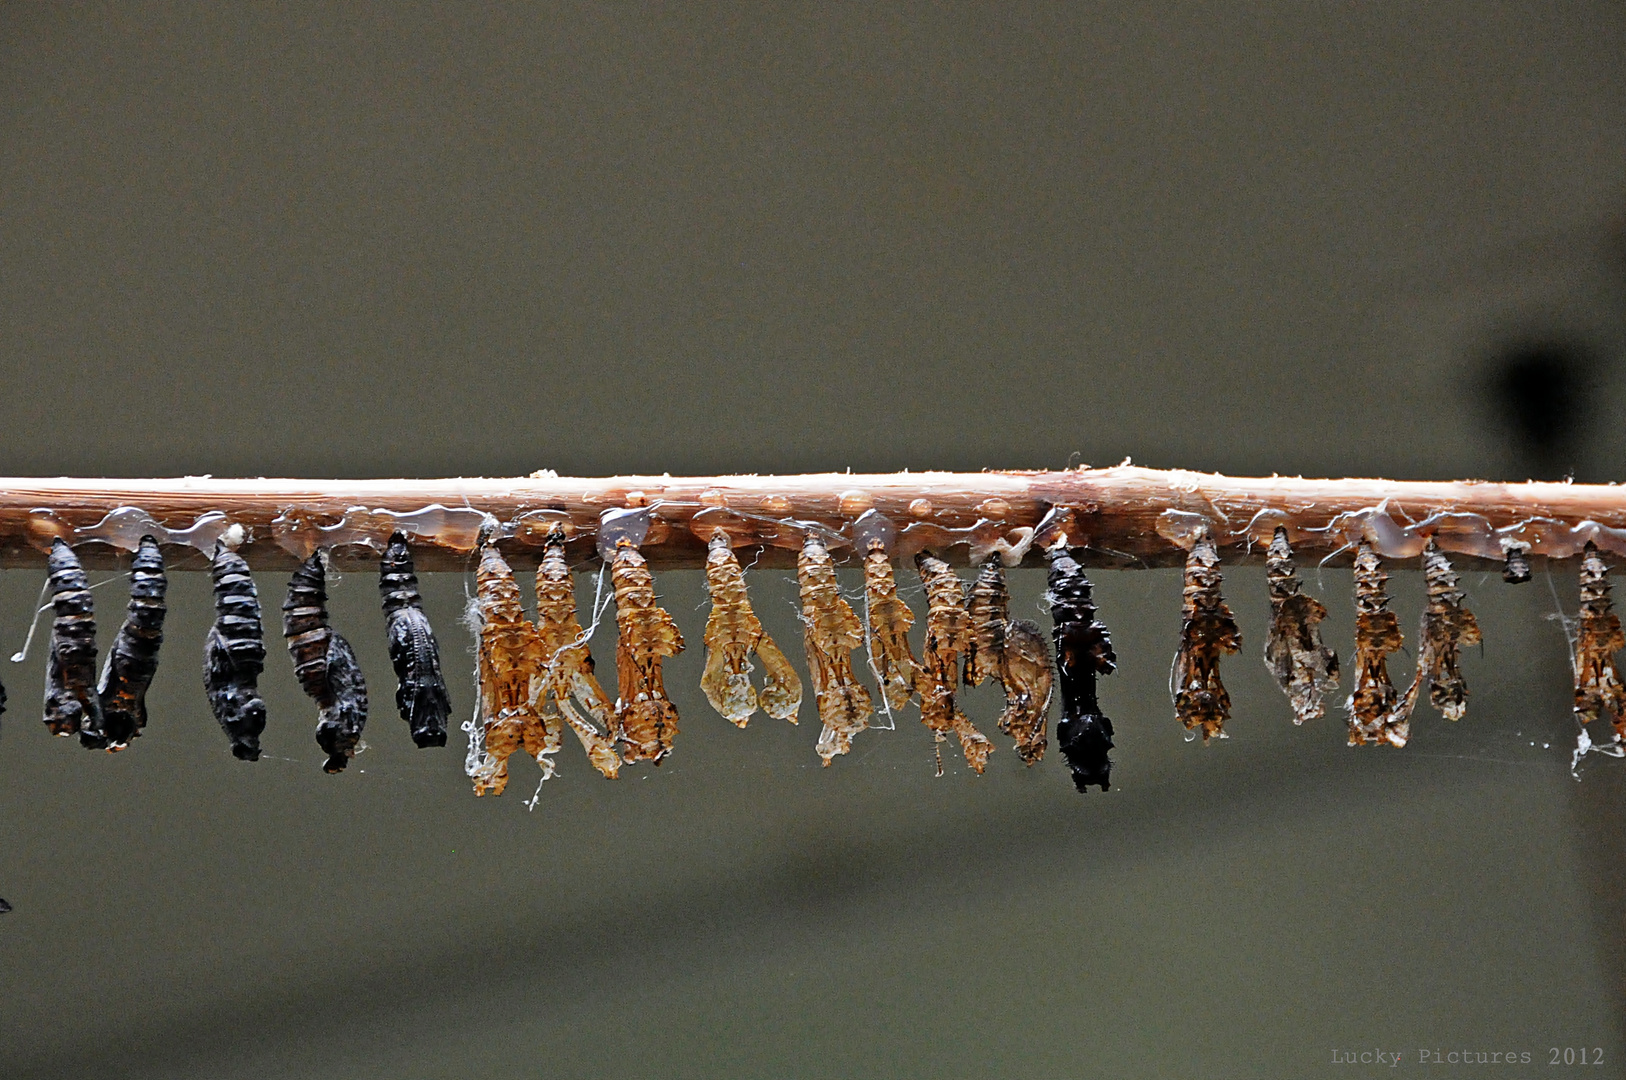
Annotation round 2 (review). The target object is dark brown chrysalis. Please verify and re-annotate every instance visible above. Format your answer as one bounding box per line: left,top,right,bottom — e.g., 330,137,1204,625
379,532,451,748
1502,543,1531,585
204,543,268,761
44,539,102,738
1047,546,1115,790
282,552,368,773
87,535,168,750
964,557,1010,690
1403,539,1481,722
1573,542,1626,737
1347,541,1409,747
1172,531,1241,741
1263,527,1339,724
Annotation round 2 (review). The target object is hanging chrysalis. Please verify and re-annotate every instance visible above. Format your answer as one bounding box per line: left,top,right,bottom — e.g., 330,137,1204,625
1502,543,1531,585
608,535,685,765
281,552,369,773
1047,545,1116,791
1347,541,1409,747
914,550,993,774
855,514,918,714
88,535,168,750
1402,539,1481,722
1172,530,1241,742
378,532,451,748
700,531,802,727
469,541,549,795
1263,526,1339,724
203,543,268,761
797,532,874,765
44,539,102,738
998,619,1053,765
534,525,620,779
1574,542,1626,737
964,557,1010,690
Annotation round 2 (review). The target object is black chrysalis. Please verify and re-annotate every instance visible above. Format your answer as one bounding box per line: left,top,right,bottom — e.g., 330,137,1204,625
204,544,268,761
379,532,450,748
1046,545,1117,792
1503,543,1532,585
44,539,102,738
282,552,368,773
87,535,168,750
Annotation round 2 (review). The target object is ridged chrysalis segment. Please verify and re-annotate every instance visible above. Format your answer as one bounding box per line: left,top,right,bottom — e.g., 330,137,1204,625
1574,542,1626,737
1172,532,1241,742
997,619,1053,765
379,532,451,748
89,535,168,750
1403,539,1481,722
534,527,620,779
798,534,873,765
1346,541,1409,747
700,532,802,726
964,557,1010,689
1047,546,1116,791
1263,527,1339,724
44,539,102,738
611,539,685,765
914,551,993,774
470,542,548,795
281,553,369,773
204,544,268,761
861,539,918,713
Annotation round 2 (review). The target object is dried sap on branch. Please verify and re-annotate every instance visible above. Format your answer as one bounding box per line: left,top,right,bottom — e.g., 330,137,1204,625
861,537,918,714
282,553,369,773
203,544,268,761
1172,532,1241,742
1347,542,1409,747
915,551,993,774
44,539,102,738
701,532,802,726
1574,542,1626,737
89,535,168,750
1404,540,1481,722
379,533,452,748
470,542,548,795
1047,546,1115,791
798,534,874,765
1263,527,1339,724
611,539,684,765
534,527,621,779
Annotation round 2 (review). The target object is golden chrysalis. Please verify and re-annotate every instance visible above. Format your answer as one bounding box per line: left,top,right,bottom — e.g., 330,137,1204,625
700,531,802,726
914,550,993,774
534,526,621,778
797,533,874,765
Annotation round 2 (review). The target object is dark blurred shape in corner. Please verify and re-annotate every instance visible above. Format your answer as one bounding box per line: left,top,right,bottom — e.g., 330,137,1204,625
1487,339,1595,481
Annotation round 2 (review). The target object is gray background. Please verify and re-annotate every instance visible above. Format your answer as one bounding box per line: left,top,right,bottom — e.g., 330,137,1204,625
2,4,1625,1077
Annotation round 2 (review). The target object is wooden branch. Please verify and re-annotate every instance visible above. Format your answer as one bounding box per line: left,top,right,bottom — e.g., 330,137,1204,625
0,467,1622,572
